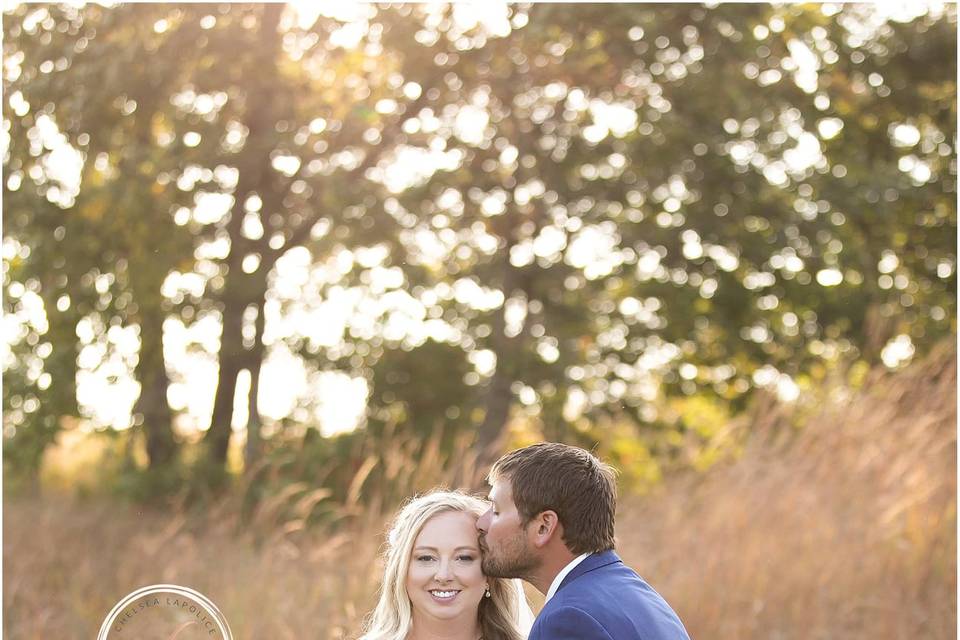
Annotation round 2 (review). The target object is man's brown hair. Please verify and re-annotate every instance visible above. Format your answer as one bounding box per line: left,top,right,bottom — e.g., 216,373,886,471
489,442,617,554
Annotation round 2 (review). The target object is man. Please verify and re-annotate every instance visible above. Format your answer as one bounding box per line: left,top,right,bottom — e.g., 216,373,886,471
477,442,690,640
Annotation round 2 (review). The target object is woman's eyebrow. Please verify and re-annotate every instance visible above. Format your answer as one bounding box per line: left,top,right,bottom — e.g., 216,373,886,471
412,545,478,552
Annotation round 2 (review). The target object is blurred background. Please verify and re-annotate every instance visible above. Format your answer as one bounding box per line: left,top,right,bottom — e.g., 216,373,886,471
2,2,956,638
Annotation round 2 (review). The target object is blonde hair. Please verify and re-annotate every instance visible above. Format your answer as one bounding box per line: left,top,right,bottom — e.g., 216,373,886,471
359,490,531,640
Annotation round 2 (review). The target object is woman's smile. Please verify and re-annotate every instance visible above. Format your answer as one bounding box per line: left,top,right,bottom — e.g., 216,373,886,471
428,588,461,603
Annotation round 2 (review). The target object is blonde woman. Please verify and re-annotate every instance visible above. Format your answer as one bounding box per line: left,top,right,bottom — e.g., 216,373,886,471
360,490,533,640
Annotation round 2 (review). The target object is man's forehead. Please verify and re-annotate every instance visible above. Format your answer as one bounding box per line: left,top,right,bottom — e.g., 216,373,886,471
487,477,513,502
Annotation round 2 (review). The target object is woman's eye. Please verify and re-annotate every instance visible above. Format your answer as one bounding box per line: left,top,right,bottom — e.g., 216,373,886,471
457,555,476,562
416,555,436,562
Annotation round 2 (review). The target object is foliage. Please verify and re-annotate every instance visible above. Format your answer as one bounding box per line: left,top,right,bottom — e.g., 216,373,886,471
1,3,956,496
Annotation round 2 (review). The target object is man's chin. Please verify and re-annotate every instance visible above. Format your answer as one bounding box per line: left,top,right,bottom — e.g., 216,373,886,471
481,559,505,578
482,558,533,580
481,559,512,578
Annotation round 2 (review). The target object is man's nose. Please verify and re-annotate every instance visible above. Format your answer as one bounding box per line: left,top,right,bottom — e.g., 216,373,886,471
476,509,490,533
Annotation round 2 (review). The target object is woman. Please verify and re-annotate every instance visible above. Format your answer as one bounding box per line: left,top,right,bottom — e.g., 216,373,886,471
360,490,532,640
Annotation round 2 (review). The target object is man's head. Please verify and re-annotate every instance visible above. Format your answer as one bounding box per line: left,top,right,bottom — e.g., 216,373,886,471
476,442,617,580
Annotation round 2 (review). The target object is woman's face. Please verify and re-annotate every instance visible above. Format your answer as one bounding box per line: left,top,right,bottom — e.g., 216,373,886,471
405,510,486,625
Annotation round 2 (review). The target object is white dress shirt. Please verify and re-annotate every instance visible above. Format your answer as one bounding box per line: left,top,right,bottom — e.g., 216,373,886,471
544,552,590,603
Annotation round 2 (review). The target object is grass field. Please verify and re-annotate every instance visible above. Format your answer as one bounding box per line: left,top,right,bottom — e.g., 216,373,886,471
4,344,955,639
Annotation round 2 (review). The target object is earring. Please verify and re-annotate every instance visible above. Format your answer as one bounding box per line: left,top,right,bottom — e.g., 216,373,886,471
484,585,491,598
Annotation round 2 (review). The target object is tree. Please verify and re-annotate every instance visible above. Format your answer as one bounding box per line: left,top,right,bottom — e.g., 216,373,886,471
3,3,199,473
342,3,956,473
3,3,954,493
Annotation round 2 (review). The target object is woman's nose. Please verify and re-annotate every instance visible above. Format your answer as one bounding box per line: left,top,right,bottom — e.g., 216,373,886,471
435,560,452,582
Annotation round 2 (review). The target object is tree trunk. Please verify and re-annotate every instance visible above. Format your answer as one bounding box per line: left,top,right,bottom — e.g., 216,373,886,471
202,4,283,471
126,66,180,471
206,290,246,466
474,365,515,480
243,296,267,470
471,91,551,481
474,240,528,480
134,313,176,468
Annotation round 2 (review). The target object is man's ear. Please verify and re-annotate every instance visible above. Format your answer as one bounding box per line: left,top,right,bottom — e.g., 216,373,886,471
529,510,561,548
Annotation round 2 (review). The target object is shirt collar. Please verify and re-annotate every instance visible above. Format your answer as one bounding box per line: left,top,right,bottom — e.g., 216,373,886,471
545,552,590,603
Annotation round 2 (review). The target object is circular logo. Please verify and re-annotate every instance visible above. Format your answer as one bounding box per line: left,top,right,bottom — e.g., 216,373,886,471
97,584,233,640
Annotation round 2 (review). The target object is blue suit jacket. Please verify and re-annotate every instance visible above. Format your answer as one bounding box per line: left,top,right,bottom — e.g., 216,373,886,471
529,551,690,640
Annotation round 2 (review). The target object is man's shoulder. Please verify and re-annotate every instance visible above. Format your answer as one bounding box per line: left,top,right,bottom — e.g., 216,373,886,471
543,557,691,640
531,605,614,640
550,561,642,604
557,552,643,592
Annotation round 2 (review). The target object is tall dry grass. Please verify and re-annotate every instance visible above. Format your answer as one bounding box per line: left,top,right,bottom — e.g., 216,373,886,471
3,419,493,638
619,341,956,639
4,343,956,638
3,492,385,639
